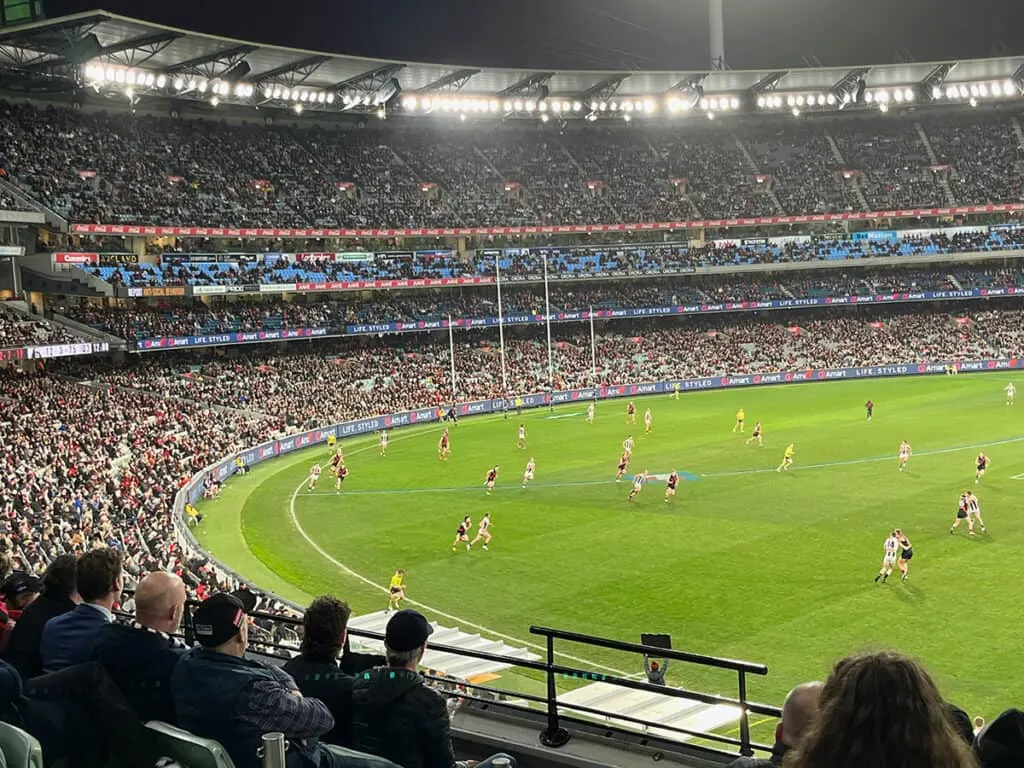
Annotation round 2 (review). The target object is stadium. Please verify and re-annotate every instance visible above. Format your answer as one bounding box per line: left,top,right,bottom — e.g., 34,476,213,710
1,0,1024,766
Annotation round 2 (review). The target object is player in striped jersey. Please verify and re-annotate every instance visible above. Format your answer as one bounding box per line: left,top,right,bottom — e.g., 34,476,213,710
874,531,900,584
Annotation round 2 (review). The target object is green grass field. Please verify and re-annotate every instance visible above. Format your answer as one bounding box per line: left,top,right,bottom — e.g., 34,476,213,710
196,372,1024,720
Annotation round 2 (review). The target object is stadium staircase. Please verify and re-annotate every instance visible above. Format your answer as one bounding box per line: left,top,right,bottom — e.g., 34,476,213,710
1013,117,1024,151
823,128,870,211
348,610,541,679
0,176,67,230
732,135,785,215
556,681,741,744
914,123,958,207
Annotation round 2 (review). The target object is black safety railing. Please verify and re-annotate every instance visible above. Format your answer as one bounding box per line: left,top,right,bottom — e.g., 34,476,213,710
158,597,781,759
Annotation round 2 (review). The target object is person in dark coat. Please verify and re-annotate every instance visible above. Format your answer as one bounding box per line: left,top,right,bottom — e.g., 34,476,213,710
284,596,358,747
91,570,187,722
4,554,78,679
350,609,515,768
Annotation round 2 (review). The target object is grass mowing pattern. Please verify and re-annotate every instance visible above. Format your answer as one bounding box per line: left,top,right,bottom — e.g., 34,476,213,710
197,374,1024,719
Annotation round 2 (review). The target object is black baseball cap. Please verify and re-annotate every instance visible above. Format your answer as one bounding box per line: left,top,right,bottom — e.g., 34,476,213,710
385,609,434,653
1,572,41,602
192,592,248,647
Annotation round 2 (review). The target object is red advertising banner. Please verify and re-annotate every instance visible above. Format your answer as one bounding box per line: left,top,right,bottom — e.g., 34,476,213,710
69,203,1023,240
54,252,99,265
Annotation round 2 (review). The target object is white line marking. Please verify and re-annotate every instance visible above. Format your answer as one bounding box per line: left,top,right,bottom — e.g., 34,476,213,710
1012,473,1024,480
287,436,634,677
545,411,585,420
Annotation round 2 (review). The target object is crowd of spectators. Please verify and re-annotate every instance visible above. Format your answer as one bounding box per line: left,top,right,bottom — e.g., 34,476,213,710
62,262,1024,341
3,100,1024,228
57,305,1024,429
65,299,339,340
0,302,84,349
78,227,1024,289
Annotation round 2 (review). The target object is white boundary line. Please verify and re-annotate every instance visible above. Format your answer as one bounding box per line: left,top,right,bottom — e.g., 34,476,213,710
286,433,635,677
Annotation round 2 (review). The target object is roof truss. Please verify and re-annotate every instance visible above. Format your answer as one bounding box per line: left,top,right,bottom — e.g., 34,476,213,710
499,72,555,97
746,70,788,95
417,68,479,92
254,54,330,84
578,74,629,101
331,63,404,93
20,30,184,72
162,44,257,77
831,66,871,96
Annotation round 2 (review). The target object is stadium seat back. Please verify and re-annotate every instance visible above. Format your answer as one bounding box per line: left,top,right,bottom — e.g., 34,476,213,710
145,721,235,768
322,744,402,768
0,722,40,768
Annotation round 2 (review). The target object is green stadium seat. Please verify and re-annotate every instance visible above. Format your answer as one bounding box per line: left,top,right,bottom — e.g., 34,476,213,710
145,721,236,768
323,744,402,767
0,721,40,768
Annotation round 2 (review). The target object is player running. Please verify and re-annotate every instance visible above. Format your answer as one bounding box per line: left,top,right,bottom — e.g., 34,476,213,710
452,516,472,551
517,423,528,449
438,429,451,460
622,435,635,457
898,440,912,472
875,531,900,584
628,470,648,503
586,402,595,424
485,466,499,495
664,470,679,503
387,568,406,612
895,530,913,582
627,400,637,424
745,421,763,447
522,457,536,487
733,408,745,433
776,444,795,472
379,429,389,456
644,408,653,434
1006,382,1016,406
615,453,630,482
865,399,874,421
975,452,990,483
469,513,492,551
307,463,322,492
334,461,349,493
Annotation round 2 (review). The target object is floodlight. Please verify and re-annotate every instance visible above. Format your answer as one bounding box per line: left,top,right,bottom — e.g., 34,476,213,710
210,96,219,107
541,113,549,122
791,107,800,117
969,97,977,108
623,113,631,122
573,101,582,112
879,102,889,113
706,110,715,120
295,103,303,114
156,74,167,88
327,93,335,104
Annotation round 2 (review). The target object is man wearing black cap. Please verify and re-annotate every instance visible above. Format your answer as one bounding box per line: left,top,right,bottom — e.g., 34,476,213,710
172,592,338,768
6,554,78,680
1,572,41,620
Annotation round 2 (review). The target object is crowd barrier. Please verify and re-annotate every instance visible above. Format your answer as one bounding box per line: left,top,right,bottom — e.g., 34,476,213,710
345,286,1023,334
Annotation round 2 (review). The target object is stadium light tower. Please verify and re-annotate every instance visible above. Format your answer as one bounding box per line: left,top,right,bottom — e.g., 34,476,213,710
709,0,726,70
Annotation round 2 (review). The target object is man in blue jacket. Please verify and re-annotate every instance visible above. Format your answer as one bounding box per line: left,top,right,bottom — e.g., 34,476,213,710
40,548,122,673
172,591,342,768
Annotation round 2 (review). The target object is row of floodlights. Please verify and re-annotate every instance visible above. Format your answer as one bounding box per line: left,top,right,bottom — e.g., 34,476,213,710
401,96,659,114
933,80,1018,101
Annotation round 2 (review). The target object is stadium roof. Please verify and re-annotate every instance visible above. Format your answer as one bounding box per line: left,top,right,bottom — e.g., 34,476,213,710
2,11,1024,117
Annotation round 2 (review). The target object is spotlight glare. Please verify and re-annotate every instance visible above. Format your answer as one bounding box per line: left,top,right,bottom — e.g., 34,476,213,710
757,95,766,108
294,103,303,114
791,106,800,117
969,96,978,108
541,113,549,123
879,102,889,113
210,96,219,107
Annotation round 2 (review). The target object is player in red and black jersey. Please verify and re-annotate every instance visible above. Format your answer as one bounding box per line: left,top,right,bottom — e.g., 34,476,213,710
975,452,990,483
485,466,499,494
627,400,637,424
664,470,679,503
334,462,349,492
615,453,630,483
865,400,874,421
438,429,451,460
452,515,472,552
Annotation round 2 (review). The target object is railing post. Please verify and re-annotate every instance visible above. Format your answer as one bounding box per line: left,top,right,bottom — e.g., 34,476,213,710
539,634,570,747
259,732,287,768
738,670,752,757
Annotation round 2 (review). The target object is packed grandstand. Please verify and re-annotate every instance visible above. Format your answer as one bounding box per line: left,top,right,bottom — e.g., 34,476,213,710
2,7,1024,768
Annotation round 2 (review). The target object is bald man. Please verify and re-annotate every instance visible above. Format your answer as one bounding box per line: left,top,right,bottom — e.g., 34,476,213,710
729,682,823,767
91,571,188,722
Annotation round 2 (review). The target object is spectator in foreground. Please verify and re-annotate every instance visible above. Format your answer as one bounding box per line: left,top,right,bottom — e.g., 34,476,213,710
730,682,822,767
781,650,977,768
351,609,516,768
5,554,78,679
92,570,187,722
172,592,341,768
974,709,1024,768
40,548,122,673
284,595,357,747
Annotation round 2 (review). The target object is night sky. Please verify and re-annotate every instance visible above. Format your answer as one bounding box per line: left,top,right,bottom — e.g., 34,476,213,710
44,0,1024,71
